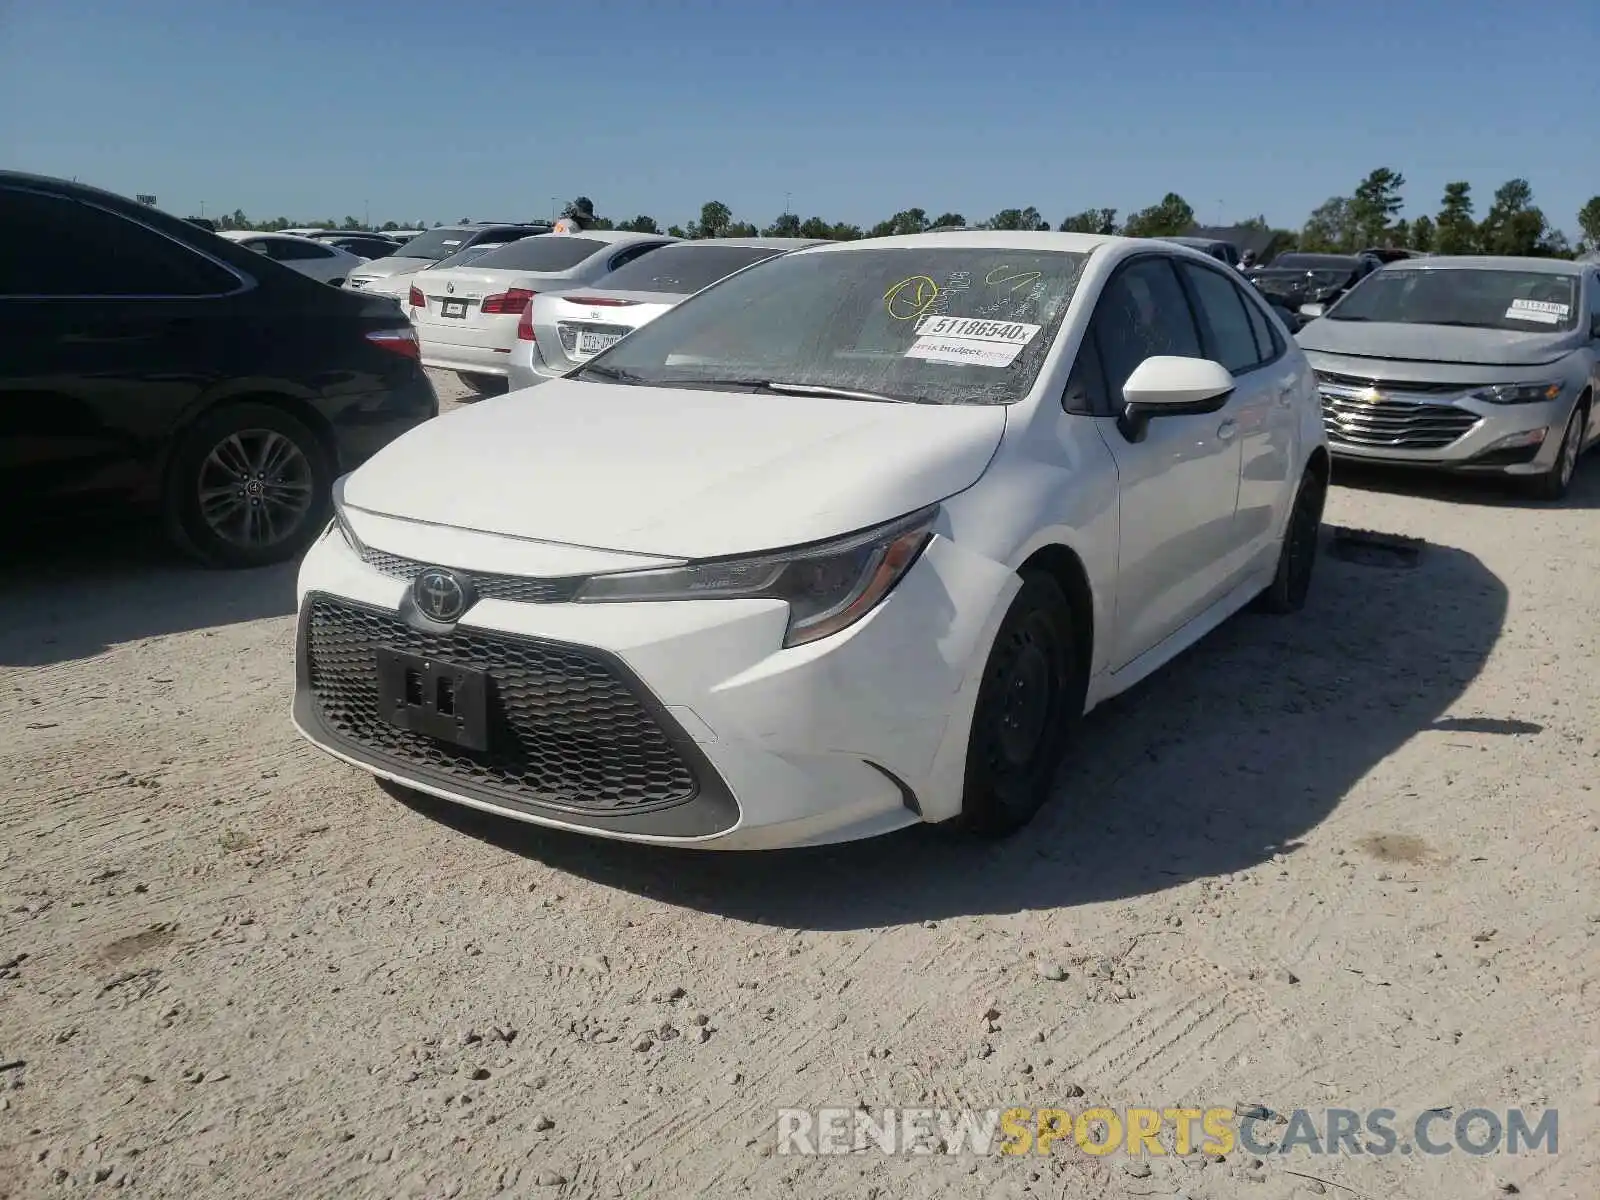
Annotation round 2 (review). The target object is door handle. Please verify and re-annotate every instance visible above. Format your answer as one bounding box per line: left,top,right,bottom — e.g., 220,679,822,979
1217,419,1238,442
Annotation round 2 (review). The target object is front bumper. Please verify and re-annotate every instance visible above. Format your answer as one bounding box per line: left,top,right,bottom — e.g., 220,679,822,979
1315,376,1574,476
291,523,1013,849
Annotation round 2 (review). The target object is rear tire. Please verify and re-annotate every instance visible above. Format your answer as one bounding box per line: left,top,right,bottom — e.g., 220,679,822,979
163,402,332,569
458,372,509,396
1524,403,1585,502
959,574,1083,837
1257,464,1327,614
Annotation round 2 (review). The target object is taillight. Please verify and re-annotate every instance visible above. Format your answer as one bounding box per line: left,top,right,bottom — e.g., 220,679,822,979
366,328,420,359
407,284,424,308
516,303,536,342
560,296,636,307
482,287,535,315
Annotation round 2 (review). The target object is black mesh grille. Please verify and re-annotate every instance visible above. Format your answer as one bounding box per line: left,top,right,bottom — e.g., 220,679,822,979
358,547,582,604
303,595,699,815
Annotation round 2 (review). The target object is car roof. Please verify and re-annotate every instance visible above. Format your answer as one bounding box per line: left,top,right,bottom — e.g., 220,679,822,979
803,230,1121,255
659,237,826,250
1381,255,1585,276
218,230,325,243
544,229,679,245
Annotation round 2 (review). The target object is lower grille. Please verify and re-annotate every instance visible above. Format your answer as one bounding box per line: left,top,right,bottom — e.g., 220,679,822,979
358,546,582,605
1321,394,1479,449
303,595,699,816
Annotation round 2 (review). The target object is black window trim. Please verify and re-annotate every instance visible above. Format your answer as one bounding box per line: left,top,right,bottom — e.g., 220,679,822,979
0,184,255,301
1173,257,1285,377
1062,250,1206,419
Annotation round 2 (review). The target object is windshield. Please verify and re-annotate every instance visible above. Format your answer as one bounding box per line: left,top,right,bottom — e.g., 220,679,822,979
390,228,483,261
1327,268,1582,331
596,244,782,295
578,246,1089,406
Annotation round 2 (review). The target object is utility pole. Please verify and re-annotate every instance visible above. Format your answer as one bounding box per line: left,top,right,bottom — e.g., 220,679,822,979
550,196,558,221
364,199,370,229
785,192,791,216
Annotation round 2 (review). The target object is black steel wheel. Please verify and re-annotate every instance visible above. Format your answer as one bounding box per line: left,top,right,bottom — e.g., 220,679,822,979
1257,465,1327,614
165,402,332,568
960,574,1082,836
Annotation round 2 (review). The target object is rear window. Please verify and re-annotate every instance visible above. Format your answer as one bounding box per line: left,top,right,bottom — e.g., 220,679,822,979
390,229,478,261
597,244,781,295
470,236,607,272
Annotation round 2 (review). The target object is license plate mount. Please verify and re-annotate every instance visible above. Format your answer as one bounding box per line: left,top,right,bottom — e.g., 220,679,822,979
441,299,468,318
375,649,490,751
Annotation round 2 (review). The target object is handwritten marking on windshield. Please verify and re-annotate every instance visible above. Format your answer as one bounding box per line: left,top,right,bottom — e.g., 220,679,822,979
984,266,1043,294
884,275,941,321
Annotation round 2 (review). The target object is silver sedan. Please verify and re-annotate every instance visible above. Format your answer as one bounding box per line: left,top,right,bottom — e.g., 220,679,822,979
1296,256,1600,500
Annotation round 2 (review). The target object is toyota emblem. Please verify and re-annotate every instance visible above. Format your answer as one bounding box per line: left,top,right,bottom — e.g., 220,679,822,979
413,568,472,623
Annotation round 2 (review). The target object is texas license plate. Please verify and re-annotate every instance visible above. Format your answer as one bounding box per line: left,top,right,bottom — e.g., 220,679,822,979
577,331,623,354
441,300,468,318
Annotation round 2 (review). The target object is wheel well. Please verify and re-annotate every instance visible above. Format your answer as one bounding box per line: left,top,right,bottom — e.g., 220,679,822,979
1306,445,1331,485
171,392,340,479
1018,544,1095,679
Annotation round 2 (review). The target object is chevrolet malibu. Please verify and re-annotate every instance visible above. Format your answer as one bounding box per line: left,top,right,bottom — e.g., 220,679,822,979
1297,256,1600,499
293,232,1329,849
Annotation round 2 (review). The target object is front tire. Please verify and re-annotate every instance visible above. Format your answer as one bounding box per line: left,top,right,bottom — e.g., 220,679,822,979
1525,403,1585,502
163,402,332,569
959,574,1083,837
1257,465,1326,614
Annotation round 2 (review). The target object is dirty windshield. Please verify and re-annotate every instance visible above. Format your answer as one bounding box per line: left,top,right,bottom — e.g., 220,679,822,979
577,247,1089,405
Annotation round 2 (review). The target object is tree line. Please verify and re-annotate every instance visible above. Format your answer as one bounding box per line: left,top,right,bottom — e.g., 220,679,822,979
206,173,1600,258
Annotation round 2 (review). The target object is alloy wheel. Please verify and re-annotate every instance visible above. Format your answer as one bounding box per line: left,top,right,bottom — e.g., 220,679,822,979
196,429,316,549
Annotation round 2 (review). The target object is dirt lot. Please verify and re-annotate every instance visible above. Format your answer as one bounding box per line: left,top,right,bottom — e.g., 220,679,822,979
3,371,1598,1199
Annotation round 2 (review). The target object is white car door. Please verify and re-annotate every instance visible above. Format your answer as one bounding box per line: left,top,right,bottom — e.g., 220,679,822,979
1079,254,1246,670
1174,258,1297,576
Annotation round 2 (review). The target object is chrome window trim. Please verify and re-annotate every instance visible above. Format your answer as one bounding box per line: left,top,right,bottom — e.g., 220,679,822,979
0,184,258,301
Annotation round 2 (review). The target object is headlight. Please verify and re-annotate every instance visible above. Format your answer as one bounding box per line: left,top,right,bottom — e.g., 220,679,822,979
329,474,368,555
574,506,939,647
1470,382,1565,405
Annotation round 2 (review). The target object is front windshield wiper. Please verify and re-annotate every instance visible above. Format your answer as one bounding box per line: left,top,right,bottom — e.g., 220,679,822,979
574,363,649,385
642,377,921,404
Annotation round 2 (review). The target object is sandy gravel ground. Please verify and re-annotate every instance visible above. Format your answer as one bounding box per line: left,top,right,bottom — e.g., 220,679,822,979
2,371,1598,1199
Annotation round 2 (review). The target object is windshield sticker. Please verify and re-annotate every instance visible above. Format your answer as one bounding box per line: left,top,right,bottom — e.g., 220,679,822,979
441,239,462,247
884,275,942,321
905,336,1024,368
1504,298,1568,324
915,315,1041,345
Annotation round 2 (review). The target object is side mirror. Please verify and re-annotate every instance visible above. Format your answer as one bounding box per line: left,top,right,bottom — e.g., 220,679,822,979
1117,356,1235,443
1299,302,1325,319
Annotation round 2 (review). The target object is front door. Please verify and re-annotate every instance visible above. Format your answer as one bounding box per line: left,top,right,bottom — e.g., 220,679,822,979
1081,255,1246,669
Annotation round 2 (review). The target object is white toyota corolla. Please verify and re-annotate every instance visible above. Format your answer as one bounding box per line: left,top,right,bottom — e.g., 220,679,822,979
293,232,1329,850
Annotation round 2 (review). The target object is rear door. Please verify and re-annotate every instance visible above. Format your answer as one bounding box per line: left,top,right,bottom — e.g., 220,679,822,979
0,185,253,516
1176,258,1297,574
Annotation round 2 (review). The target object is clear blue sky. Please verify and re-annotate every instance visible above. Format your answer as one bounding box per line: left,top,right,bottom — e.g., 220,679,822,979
3,0,1594,235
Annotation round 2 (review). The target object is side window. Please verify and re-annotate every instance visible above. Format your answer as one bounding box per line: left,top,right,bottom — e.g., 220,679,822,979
1178,262,1262,373
1091,257,1204,402
0,188,239,297
608,243,658,271
1062,333,1110,416
475,229,527,248
1241,287,1283,362
275,240,334,261
1589,275,1600,331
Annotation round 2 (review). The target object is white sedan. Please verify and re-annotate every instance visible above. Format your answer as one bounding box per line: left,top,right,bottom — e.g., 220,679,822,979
216,231,366,285
405,231,676,392
293,232,1328,850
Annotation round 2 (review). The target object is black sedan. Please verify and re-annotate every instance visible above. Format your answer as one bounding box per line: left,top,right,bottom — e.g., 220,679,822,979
1245,252,1383,315
0,172,438,568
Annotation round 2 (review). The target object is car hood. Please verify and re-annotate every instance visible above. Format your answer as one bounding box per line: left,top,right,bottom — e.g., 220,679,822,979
348,256,433,280
1296,318,1582,367
341,379,1007,559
